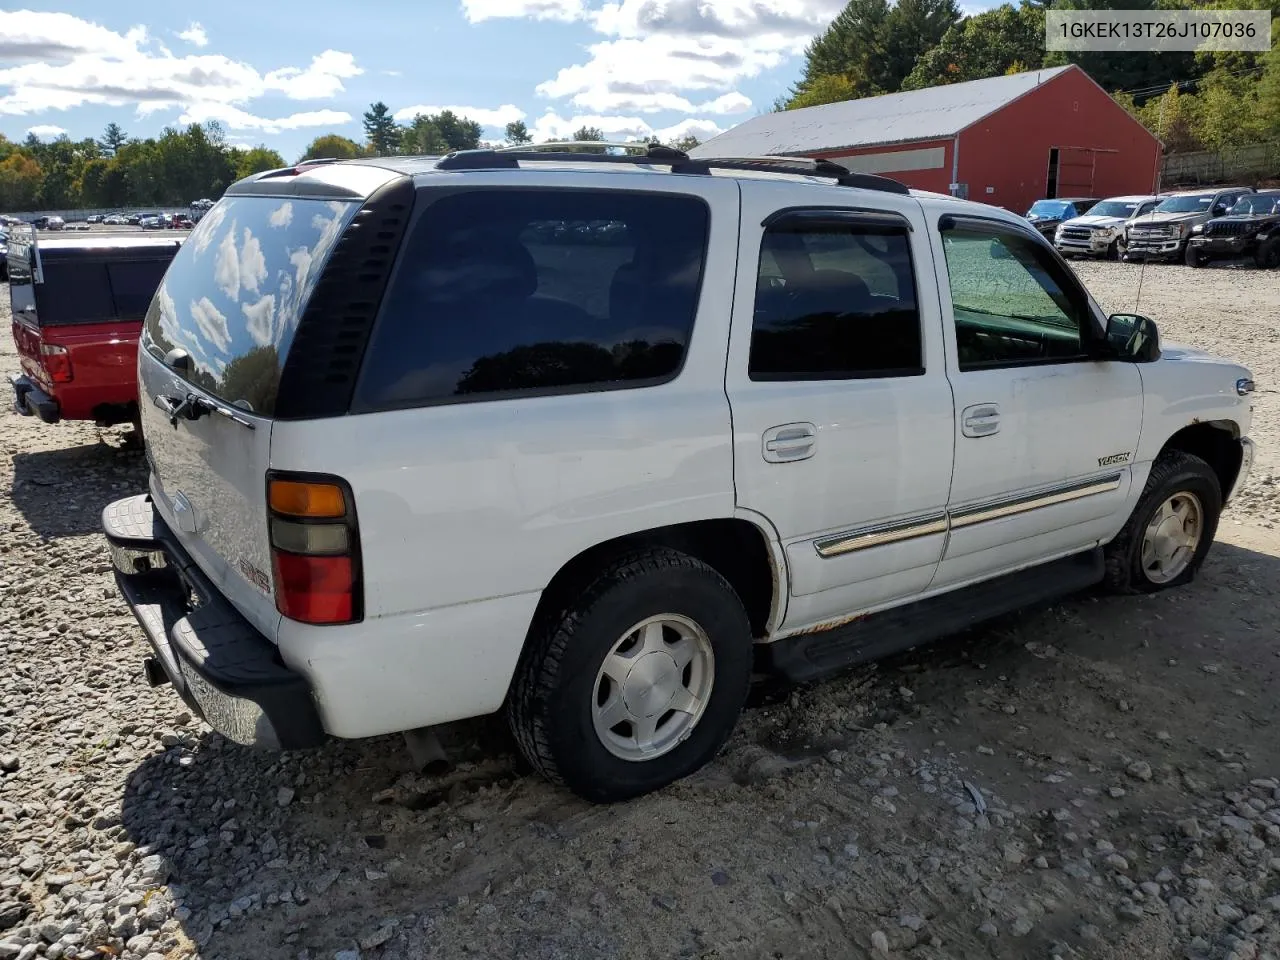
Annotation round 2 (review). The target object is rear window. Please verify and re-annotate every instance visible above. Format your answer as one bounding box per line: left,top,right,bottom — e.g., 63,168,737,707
37,262,115,324
142,196,359,415
353,188,710,410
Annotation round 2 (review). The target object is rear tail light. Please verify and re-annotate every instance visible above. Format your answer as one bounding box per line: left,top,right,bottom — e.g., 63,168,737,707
40,343,73,383
267,473,362,625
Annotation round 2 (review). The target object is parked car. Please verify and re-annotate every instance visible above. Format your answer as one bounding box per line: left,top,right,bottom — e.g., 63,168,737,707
1054,195,1164,259
7,231,180,429
103,214,128,225
170,215,193,229
1184,190,1280,269
45,216,65,231
1124,186,1255,262
0,229,8,280
87,215,102,224
1024,197,1099,239
140,216,167,230
102,149,1255,802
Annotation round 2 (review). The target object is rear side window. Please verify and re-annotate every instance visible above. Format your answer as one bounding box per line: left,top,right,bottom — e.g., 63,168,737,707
37,261,115,325
142,196,359,415
108,259,173,319
750,218,922,379
354,189,709,410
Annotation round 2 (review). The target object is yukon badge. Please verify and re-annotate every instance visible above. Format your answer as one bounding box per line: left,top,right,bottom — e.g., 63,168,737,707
1098,452,1131,467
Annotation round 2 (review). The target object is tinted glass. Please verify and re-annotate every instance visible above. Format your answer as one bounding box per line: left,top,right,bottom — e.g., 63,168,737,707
108,258,174,320
37,261,114,325
1155,195,1213,213
1229,194,1280,215
1028,201,1071,218
942,227,1086,370
1089,201,1139,218
355,189,709,409
750,222,921,379
142,196,359,415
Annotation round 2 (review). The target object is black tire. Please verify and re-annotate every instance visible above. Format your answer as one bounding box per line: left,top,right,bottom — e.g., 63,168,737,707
1255,238,1280,270
1184,243,1208,268
507,548,753,802
1107,238,1121,261
1103,451,1222,594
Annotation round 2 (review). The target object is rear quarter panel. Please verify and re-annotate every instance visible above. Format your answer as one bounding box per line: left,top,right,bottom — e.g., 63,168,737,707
38,320,141,419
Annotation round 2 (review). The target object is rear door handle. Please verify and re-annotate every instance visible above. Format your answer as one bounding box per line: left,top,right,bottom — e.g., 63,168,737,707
762,422,817,463
961,403,1001,438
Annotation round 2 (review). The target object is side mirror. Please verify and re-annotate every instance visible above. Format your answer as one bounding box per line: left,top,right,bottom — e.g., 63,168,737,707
1105,313,1160,363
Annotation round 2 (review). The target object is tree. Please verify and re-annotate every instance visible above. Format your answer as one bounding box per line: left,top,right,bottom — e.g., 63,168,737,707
234,146,286,180
363,101,401,156
432,111,482,151
0,151,42,210
672,134,702,152
400,115,449,154
900,3,1045,89
785,73,865,110
505,120,532,145
1138,84,1204,154
572,126,605,142
791,0,959,103
299,134,363,162
99,122,128,156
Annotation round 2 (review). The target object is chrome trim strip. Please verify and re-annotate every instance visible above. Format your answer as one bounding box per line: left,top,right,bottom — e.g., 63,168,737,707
812,473,1124,558
814,513,949,558
949,473,1123,529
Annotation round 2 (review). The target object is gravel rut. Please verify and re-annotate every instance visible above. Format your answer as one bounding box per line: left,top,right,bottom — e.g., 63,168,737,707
1,259,1279,960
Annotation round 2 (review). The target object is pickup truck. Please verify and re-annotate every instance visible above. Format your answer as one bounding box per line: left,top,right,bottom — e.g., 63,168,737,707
8,229,180,430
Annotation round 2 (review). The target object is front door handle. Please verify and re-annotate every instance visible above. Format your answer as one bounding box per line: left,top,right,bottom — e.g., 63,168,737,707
762,422,817,463
961,403,1001,438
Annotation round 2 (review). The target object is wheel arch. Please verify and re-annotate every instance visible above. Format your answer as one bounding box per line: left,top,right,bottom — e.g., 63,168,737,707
1157,420,1242,499
514,516,785,682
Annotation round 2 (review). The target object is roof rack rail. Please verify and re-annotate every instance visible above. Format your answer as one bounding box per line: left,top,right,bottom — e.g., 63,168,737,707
434,143,910,195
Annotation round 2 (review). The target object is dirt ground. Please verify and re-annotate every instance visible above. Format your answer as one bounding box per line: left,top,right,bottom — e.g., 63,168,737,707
1,257,1278,960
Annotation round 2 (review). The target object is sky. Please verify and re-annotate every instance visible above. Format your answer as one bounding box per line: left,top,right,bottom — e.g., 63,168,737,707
0,1,995,162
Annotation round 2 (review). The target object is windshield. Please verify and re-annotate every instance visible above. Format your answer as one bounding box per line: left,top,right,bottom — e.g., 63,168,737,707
1088,200,1140,218
1228,194,1280,215
1027,200,1072,218
1155,195,1214,214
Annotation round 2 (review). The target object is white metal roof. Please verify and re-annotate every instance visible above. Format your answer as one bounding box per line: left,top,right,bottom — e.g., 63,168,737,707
690,66,1075,158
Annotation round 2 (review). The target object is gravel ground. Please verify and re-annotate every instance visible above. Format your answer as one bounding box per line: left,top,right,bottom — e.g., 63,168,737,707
1,259,1278,960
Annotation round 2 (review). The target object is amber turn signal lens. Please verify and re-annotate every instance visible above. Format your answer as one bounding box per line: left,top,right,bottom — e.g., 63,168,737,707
269,479,346,518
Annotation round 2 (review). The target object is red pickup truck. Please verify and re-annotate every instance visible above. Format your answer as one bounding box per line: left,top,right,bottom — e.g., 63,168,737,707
8,230,179,430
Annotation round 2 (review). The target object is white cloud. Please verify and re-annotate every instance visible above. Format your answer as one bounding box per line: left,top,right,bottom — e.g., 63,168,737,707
268,202,293,228
178,104,352,134
529,111,722,145
178,23,208,48
0,10,362,130
25,124,66,138
654,117,724,143
520,0,841,114
392,103,526,128
190,203,226,256
189,297,231,355
242,294,276,347
239,228,267,294
214,227,241,299
461,0,586,23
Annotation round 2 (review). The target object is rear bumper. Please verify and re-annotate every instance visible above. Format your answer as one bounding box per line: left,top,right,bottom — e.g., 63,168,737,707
102,494,326,750
10,375,60,423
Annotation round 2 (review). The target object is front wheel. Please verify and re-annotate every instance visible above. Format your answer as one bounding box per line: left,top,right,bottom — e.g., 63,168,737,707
1256,238,1280,270
507,548,753,802
1103,451,1222,594
1184,243,1208,267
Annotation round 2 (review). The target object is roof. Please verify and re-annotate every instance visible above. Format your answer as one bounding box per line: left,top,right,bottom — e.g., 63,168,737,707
689,66,1076,157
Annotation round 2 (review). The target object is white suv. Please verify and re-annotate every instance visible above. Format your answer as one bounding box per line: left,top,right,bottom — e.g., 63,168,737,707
103,146,1257,802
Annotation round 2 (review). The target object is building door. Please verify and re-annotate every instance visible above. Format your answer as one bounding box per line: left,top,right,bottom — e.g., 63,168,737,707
1046,148,1060,198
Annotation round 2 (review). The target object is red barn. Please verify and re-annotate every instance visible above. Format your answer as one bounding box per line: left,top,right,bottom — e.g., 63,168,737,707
691,65,1162,216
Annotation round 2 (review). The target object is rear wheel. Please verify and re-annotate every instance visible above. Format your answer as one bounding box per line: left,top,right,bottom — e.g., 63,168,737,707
507,548,753,802
1103,451,1221,594
1256,238,1280,270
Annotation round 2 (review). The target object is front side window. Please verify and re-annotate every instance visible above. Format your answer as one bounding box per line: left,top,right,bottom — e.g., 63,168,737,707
941,225,1089,371
355,189,709,409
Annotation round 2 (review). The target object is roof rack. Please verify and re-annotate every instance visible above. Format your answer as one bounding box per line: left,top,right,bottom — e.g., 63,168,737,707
434,142,911,195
